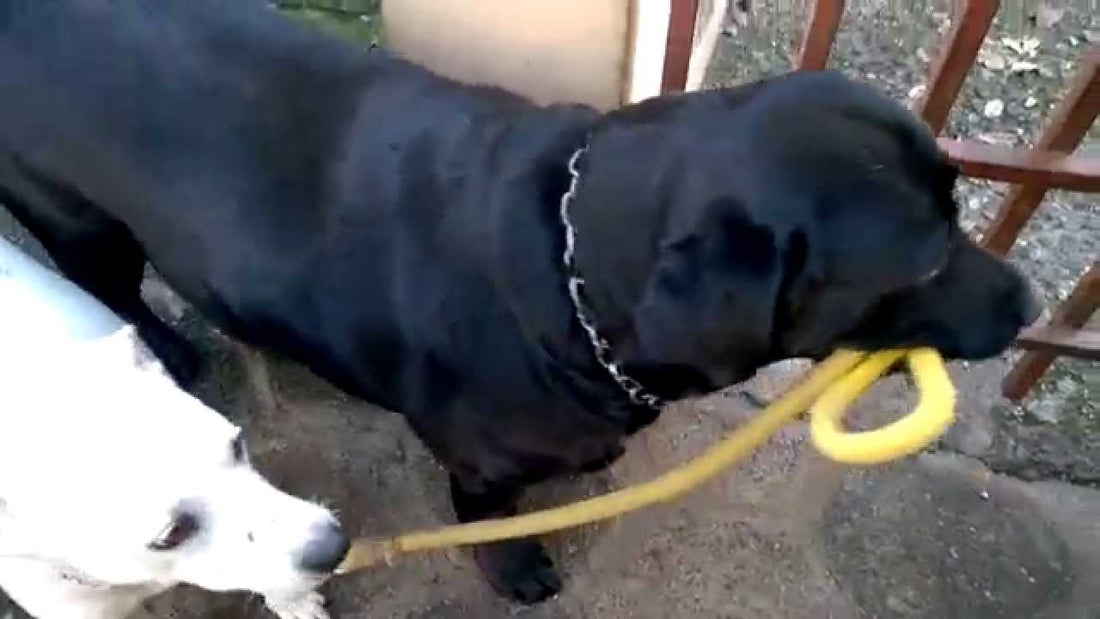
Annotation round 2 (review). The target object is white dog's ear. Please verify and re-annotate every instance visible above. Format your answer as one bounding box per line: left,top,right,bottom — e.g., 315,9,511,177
92,325,166,374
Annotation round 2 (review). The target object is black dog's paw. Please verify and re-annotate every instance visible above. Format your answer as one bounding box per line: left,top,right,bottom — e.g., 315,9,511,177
474,539,562,604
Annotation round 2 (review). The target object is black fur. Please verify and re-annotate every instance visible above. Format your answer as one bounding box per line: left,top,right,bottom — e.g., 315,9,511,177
0,0,1037,603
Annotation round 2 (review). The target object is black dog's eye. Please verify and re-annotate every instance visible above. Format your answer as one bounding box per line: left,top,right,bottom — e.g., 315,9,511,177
915,236,954,286
917,261,945,284
149,513,200,551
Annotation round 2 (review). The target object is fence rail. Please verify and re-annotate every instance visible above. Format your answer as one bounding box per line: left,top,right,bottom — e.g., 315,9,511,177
662,0,1098,400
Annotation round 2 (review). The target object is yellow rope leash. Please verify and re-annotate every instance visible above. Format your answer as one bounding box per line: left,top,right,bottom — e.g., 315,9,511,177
336,347,955,574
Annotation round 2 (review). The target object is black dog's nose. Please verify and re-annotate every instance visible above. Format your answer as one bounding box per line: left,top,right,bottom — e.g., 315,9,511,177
1020,285,1042,326
296,521,350,574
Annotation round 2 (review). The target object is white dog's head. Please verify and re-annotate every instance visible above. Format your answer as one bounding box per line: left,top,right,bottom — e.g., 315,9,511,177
0,326,348,600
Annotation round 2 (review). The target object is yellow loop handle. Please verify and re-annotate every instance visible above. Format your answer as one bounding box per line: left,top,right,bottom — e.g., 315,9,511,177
809,348,955,464
336,348,955,575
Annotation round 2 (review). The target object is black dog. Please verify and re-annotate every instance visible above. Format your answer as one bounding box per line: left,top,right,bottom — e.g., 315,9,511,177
0,0,1038,604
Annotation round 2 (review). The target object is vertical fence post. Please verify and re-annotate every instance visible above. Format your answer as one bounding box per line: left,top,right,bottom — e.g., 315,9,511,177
797,0,845,71
661,0,701,94
982,49,1100,255
919,0,999,135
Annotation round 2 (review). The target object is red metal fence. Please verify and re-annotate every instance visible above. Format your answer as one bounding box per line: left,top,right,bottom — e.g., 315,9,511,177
661,0,1098,400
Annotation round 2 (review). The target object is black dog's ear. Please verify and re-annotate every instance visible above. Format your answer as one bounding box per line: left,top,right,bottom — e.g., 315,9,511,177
627,204,785,392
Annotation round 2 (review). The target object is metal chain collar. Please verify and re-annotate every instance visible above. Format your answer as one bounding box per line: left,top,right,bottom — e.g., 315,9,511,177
558,145,664,411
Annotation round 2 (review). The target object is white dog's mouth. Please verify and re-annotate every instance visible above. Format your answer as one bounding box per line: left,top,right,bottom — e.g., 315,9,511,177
128,428,348,600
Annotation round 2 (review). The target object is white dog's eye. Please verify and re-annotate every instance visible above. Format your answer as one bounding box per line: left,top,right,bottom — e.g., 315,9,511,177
149,512,200,551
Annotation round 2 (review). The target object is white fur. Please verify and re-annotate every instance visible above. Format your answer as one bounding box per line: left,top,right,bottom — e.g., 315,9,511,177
0,239,340,619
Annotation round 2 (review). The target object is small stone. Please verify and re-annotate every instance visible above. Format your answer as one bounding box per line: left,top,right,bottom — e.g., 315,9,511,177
1036,5,1065,28
1055,377,1077,393
1024,96,1038,108
1002,37,1025,54
886,594,909,613
908,84,927,99
1022,37,1041,56
1028,397,1063,424
983,99,1004,118
982,52,1007,71
1011,60,1040,74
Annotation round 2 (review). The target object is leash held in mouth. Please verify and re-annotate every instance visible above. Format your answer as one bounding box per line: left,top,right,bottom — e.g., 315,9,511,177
336,347,955,575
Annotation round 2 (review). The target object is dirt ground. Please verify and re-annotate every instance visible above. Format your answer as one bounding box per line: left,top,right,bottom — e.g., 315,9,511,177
2,2,1098,618
5,306,1094,619
140,352,1100,619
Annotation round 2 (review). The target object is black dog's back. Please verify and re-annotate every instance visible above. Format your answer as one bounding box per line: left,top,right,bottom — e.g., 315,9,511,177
0,0,374,383
0,0,607,436
0,0,362,248
0,2,458,358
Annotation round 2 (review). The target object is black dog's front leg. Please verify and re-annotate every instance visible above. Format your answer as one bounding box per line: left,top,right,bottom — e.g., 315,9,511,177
449,474,562,604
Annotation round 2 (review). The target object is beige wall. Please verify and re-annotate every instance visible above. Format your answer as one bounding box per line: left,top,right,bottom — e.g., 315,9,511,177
383,0,720,109
383,0,642,110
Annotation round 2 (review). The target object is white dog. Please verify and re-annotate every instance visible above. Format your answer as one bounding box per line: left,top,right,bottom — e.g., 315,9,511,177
0,236,348,619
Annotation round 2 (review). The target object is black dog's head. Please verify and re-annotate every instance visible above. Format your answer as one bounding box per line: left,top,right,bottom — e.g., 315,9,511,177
570,70,1038,398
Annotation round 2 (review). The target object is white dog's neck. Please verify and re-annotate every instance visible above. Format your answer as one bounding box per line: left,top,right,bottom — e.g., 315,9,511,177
0,497,24,556
0,558,161,619
1,498,147,592
0,522,163,619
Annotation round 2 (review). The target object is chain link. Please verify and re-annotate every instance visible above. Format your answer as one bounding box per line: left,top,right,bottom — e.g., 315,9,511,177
558,146,663,411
